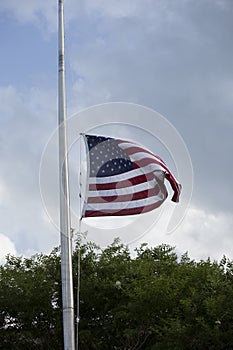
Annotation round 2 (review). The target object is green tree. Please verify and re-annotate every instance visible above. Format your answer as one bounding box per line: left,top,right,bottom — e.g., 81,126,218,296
1,240,233,349
0,248,62,350
74,240,233,350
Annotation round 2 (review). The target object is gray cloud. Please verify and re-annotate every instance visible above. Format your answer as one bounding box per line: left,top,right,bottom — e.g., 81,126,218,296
0,0,57,34
0,85,59,254
0,0,232,260
67,0,233,215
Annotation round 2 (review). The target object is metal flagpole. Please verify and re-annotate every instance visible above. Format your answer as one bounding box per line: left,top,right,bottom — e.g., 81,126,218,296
58,0,75,349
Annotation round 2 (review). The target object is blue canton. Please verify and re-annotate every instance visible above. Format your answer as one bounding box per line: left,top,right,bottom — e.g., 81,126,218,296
86,135,134,177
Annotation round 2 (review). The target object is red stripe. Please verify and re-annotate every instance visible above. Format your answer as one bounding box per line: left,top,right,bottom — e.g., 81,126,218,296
132,157,165,169
84,198,167,217
165,173,181,202
89,172,156,191
87,187,161,203
132,159,181,202
121,144,180,201
134,158,181,203
121,145,166,165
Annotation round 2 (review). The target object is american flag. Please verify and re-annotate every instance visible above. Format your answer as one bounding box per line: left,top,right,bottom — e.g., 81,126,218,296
82,134,181,218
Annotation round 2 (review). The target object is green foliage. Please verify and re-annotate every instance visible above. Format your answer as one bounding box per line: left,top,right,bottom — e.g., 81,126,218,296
1,240,233,349
0,248,62,349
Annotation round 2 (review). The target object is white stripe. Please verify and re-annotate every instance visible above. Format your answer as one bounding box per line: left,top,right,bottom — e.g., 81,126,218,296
88,165,164,184
88,179,158,197
84,192,166,211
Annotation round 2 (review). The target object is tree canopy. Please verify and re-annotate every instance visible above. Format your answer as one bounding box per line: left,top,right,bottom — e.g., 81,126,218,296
1,239,233,349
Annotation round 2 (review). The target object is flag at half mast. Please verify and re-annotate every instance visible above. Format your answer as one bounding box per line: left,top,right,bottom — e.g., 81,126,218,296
82,134,181,218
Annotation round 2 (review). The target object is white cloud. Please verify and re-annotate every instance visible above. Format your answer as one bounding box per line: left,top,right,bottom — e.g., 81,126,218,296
175,207,233,261
0,233,17,264
139,206,233,262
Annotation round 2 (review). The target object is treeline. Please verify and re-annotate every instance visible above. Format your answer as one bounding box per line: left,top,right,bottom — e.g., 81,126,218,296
1,239,233,349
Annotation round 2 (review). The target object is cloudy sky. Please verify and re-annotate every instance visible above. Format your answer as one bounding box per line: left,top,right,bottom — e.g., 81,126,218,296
0,0,233,263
